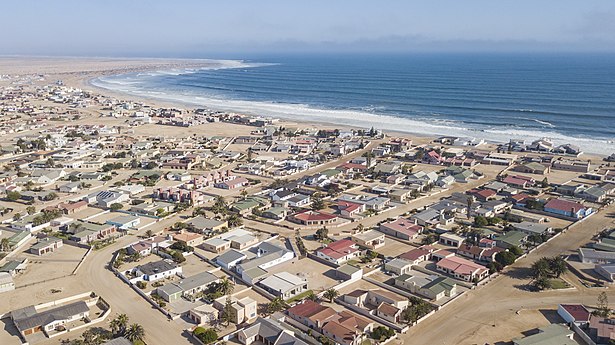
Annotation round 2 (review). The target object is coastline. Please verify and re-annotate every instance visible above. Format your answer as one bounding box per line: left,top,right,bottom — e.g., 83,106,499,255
1,56,610,159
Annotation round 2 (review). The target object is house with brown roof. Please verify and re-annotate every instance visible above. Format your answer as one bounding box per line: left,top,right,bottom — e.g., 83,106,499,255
286,301,373,345
288,210,338,226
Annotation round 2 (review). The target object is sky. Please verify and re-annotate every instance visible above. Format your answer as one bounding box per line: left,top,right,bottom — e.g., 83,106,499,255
1,0,615,57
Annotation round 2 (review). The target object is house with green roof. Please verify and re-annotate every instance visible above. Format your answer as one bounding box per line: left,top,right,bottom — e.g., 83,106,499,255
495,230,527,249
513,324,576,345
231,197,270,215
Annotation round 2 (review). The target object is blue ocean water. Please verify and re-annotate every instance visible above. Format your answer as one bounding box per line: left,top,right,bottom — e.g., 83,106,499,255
91,54,615,154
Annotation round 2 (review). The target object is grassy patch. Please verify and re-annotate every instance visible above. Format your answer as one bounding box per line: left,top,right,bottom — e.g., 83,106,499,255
549,278,570,289
286,290,313,304
361,340,372,345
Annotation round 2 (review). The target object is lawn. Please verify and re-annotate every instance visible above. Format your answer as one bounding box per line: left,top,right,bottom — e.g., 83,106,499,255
549,278,570,289
286,290,314,303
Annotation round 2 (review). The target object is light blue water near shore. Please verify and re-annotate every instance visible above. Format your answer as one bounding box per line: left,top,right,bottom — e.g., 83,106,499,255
91,54,615,154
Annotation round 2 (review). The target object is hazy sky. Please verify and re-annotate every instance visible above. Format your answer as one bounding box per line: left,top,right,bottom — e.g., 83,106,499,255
1,0,615,57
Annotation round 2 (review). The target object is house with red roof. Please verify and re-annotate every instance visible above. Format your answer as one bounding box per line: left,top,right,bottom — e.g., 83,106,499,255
398,247,431,265
544,198,592,219
557,304,590,326
316,239,361,265
423,150,443,165
287,210,338,226
337,200,365,218
502,175,533,188
436,255,489,282
379,217,424,240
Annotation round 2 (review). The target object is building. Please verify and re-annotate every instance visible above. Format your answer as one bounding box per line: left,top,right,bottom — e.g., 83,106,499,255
378,218,423,240
578,248,615,264
186,304,218,326
557,304,590,326
65,221,117,244
394,274,457,301
595,264,615,282
552,159,591,173
105,215,140,230
213,295,257,324
172,231,204,247
512,221,553,236
513,324,576,345
544,198,592,219
0,272,15,293
29,237,63,256
436,255,489,282
11,301,90,336
215,249,247,270
287,301,373,345
287,210,338,226
316,239,361,266
351,230,385,249
156,271,219,302
439,233,465,248
132,260,182,282
588,316,615,344
258,272,308,299
384,258,413,276
236,242,295,284
335,264,363,281
237,317,308,345
186,216,228,234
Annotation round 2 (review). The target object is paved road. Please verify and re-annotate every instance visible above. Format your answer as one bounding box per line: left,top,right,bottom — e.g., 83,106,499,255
398,203,615,345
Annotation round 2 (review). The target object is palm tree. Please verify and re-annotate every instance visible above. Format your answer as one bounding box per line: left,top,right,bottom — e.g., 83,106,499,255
124,323,145,342
267,297,288,314
112,313,129,335
217,277,234,295
323,288,339,303
0,238,10,252
227,214,243,228
549,256,568,277
240,189,249,200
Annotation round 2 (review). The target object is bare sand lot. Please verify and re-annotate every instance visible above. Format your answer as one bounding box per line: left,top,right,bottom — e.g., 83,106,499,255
12,244,88,288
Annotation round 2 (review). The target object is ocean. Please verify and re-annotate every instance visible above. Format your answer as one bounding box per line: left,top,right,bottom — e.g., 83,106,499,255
91,54,615,155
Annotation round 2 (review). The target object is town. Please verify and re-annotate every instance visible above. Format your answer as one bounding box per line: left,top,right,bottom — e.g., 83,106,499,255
0,73,614,345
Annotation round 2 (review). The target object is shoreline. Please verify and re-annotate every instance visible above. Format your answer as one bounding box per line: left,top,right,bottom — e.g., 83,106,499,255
1,56,611,158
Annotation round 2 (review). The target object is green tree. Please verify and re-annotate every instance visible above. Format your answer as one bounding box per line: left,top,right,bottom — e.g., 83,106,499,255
194,327,218,344
110,313,129,336
371,326,395,341
216,277,235,295
124,323,145,343
26,206,36,215
548,256,568,278
267,297,288,314
495,251,517,266
314,226,329,241
311,193,325,210
473,215,488,227
0,238,11,252
531,257,551,279
508,245,523,257
221,297,234,326
227,213,243,228
6,191,20,201
594,292,611,317
323,288,339,303
533,276,551,291
109,203,123,211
